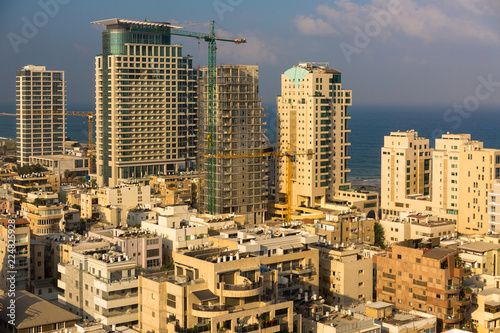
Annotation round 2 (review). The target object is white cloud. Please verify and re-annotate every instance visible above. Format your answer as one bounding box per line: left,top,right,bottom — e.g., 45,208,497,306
217,32,278,65
293,15,339,36
294,0,499,45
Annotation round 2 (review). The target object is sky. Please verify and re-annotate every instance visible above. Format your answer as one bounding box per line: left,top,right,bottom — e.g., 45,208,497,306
1,0,500,110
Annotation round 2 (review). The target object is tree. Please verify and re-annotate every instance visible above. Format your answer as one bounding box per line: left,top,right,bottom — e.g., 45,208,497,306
373,222,386,249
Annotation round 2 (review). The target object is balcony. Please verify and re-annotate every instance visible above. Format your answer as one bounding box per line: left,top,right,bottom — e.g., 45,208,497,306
382,272,396,280
443,313,463,324
94,308,138,325
383,286,396,294
221,279,263,298
413,279,427,287
455,296,472,305
445,285,461,293
94,276,138,292
413,293,427,302
174,324,210,333
191,303,230,318
94,292,138,309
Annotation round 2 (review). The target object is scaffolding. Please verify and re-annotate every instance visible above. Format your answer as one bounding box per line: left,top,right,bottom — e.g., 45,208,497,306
199,65,267,224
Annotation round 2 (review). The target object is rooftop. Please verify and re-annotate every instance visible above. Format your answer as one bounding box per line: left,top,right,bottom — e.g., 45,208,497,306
0,290,80,329
459,241,500,253
92,18,183,29
422,247,455,259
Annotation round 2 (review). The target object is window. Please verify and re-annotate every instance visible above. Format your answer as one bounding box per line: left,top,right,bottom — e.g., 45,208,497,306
167,294,176,308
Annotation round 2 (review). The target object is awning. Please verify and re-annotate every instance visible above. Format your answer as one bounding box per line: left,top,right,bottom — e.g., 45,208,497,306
280,244,294,250
216,268,239,274
193,289,218,302
240,266,260,272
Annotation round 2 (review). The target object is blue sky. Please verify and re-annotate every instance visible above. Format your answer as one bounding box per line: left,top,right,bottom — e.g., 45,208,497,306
1,0,500,109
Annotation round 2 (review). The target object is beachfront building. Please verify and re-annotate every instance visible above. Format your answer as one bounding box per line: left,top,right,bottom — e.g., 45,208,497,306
16,65,65,166
93,19,198,187
276,62,352,207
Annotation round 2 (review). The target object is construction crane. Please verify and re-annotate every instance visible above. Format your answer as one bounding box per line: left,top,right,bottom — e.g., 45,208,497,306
65,111,95,175
206,144,313,224
163,21,246,215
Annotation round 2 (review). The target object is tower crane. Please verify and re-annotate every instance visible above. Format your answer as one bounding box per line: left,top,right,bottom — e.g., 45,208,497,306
162,20,246,214
206,144,313,224
65,111,95,175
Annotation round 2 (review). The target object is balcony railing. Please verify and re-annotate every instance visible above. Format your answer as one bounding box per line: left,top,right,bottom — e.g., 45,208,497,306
236,324,259,333
192,304,227,312
224,279,262,291
383,286,396,294
445,285,461,291
413,279,427,287
174,324,211,333
383,272,396,279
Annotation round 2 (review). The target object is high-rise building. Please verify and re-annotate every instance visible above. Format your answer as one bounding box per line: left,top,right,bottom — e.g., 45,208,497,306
93,19,198,187
380,130,431,218
200,65,266,224
16,65,65,166
380,131,500,234
276,62,352,207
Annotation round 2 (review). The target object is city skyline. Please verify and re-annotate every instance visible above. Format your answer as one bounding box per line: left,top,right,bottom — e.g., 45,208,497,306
1,0,499,109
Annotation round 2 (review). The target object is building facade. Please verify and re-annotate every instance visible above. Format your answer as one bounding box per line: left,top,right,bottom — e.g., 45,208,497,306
276,62,352,207
93,19,198,187
374,239,471,331
16,65,65,166
200,64,267,224
0,218,31,291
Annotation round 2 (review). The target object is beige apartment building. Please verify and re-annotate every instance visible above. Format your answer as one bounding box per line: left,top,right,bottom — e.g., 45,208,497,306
16,65,65,166
458,241,500,276
314,245,373,306
199,65,267,224
381,130,432,219
58,249,139,326
489,180,500,233
21,191,64,235
93,19,198,187
471,288,500,333
374,239,471,331
277,62,352,207
0,218,31,291
381,132,500,234
12,172,60,207
139,247,295,333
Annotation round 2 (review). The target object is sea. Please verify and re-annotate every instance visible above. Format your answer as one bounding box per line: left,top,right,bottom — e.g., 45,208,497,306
2,104,499,187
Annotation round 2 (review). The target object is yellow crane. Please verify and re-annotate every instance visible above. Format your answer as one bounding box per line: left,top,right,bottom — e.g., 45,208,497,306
206,144,313,224
66,111,95,175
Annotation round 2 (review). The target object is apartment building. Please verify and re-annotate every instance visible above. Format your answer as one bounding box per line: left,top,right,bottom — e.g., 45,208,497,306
200,65,267,224
0,218,30,291
380,215,455,246
139,246,294,333
277,62,352,207
29,154,89,177
364,302,437,333
489,180,500,232
458,242,500,275
315,210,376,244
374,239,471,331
140,205,208,262
471,288,500,333
21,191,64,235
88,228,162,269
58,249,139,326
381,130,432,219
303,306,381,333
457,142,500,234
16,65,65,166
381,132,500,234
212,228,320,302
313,244,373,306
12,172,60,207
93,18,198,187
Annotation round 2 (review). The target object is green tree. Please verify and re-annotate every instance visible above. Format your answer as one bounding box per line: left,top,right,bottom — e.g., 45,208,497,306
373,222,386,249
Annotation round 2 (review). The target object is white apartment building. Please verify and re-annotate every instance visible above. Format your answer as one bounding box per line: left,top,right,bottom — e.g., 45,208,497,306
58,249,139,326
489,180,500,232
16,65,65,166
277,62,352,207
93,19,198,187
